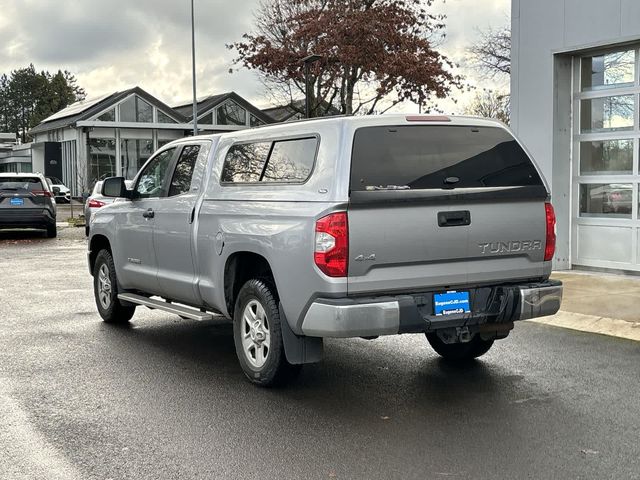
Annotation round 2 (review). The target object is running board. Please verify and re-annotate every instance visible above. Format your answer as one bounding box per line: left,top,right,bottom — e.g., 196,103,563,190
117,293,214,321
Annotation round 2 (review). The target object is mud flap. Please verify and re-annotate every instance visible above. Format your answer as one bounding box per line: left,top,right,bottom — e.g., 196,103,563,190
279,302,324,365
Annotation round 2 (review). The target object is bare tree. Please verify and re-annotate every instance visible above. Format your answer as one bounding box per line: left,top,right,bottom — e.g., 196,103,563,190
468,26,511,79
464,89,510,124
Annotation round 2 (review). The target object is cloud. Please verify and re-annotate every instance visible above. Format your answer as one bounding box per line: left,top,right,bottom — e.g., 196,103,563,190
0,0,509,112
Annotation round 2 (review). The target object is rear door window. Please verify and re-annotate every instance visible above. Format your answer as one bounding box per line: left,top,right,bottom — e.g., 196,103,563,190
169,145,200,196
350,126,543,192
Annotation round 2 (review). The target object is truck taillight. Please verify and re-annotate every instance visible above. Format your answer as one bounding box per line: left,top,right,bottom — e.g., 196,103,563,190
88,199,106,208
314,212,348,277
544,202,556,262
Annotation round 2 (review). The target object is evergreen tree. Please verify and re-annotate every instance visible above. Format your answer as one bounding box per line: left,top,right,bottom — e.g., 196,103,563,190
1,64,86,142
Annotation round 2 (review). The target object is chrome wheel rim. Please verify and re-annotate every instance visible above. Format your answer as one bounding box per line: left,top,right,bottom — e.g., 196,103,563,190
241,299,270,368
97,264,112,310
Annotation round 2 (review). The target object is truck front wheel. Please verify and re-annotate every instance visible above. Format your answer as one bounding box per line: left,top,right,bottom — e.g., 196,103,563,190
426,333,494,362
233,279,301,387
93,249,136,324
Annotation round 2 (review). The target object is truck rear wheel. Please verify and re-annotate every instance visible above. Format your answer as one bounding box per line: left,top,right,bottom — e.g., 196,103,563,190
426,333,494,362
93,249,136,324
233,279,301,387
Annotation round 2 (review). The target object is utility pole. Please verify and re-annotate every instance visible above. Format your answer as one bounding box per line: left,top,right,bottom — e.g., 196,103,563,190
191,0,198,136
301,54,322,119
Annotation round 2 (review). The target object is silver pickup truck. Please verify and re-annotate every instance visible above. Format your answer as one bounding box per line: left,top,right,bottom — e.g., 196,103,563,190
88,115,562,386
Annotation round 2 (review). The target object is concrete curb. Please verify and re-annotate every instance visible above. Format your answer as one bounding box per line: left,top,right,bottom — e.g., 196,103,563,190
530,311,640,342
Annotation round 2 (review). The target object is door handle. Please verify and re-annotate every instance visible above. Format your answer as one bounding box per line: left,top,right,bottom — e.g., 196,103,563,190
438,210,471,227
142,208,155,219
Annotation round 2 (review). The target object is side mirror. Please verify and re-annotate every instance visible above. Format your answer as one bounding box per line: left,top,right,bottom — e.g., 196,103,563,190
102,177,130,198
52,186,61,195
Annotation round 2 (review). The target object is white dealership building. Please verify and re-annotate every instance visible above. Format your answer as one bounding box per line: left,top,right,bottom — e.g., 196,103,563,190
511,0,640,273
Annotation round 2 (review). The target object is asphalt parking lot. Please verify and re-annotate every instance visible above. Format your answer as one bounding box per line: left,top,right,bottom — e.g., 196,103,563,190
1,227,639,480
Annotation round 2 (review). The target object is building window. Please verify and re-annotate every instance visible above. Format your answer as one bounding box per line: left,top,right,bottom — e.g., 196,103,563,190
97,108,115,121
581,50,636,91
580,140,633,175
119,96,153,123
121,137,154,179
198,112,214,125
250,114,265,127
580,95,635,133
89,138,117,186
579,183,632,218
157,110,177,124
216,100,247,126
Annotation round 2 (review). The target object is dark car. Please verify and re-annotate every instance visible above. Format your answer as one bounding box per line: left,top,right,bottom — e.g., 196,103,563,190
0,173,57,237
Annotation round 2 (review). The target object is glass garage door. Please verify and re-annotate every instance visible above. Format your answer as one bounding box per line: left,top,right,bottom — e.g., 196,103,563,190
572,46,640,271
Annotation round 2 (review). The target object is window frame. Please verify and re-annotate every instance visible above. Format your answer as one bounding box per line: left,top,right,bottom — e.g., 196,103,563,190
219,133,320,187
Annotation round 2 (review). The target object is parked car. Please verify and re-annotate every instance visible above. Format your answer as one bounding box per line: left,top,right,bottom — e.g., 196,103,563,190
87,115,563,387
46,177,71,203
84,180,133,236
603,185,632,215
0,172,57,237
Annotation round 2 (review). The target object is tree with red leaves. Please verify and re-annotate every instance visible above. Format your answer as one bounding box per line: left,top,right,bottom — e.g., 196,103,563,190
229,0,462,117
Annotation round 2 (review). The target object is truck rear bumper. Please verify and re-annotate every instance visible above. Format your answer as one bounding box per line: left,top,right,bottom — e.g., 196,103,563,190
300,280,563,338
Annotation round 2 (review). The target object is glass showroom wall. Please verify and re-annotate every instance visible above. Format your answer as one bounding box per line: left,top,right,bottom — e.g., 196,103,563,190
86,95,184,186
573,46,640,271
120,129,153,180
89,134,117,187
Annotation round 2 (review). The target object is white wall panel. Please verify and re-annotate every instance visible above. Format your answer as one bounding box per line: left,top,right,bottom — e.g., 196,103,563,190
621,0,640,38
577,225,633,263
563,0,622,47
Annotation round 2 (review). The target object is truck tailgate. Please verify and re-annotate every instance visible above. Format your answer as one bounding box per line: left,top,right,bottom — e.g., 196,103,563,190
346,124,550,295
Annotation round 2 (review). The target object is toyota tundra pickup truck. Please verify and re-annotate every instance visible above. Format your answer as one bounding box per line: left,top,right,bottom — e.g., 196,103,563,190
88,115,562,386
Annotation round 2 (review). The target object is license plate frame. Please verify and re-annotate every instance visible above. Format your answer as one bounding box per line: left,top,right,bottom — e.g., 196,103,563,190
9,197,24,206
434,291,471,316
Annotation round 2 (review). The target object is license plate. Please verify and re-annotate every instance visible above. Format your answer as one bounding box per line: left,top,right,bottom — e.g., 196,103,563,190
434,291,470,316
10,197,24,206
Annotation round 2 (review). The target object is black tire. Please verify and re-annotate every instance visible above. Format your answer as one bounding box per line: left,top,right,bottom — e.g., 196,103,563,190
85,226,90,237
46,224,57,238
426,333,494,362
93,249,136,324
233,278,301,387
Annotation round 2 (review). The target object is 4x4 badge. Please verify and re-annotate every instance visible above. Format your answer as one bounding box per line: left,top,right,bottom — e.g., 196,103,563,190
355,254,376,261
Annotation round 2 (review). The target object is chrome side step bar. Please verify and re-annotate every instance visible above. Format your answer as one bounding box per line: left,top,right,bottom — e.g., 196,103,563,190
117,293,214,321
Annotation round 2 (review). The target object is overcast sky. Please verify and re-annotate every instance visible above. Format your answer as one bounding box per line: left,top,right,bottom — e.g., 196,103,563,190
0,0,509,113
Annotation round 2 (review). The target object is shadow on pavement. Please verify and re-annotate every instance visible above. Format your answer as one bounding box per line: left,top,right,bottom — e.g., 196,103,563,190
92,315,531,413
